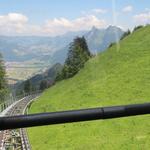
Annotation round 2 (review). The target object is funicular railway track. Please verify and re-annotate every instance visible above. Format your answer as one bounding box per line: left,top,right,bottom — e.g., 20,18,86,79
0,94,39,150
0,94,149,149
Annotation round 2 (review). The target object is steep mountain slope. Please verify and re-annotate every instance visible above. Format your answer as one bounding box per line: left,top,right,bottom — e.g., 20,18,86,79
28,25,150,149
26,63,63,89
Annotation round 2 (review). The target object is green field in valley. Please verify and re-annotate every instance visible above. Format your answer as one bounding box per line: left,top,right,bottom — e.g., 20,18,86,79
28,26,150,150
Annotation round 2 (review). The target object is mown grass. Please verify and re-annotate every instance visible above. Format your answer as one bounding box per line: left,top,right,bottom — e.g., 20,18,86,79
28,26,150,150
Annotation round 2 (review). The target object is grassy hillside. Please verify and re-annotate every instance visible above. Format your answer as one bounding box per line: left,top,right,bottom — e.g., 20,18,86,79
28,26,150,150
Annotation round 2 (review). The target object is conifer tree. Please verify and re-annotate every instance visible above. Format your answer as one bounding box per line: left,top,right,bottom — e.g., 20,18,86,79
60,36,91,79
24,80,32,94
40,80,48,91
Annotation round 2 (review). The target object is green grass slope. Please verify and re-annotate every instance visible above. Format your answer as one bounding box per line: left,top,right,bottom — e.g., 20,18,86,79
28,26,150,150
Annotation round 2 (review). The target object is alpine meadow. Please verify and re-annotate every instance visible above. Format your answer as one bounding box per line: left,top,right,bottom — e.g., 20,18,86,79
28,25,150,150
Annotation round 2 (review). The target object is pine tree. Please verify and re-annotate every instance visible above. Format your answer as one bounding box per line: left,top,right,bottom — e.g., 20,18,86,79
24,80,32,94
40,80,48,91
61,36,91,79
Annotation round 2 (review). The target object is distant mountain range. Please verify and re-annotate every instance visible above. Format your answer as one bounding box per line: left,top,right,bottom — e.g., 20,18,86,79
1,26,124,63
0,26,124,81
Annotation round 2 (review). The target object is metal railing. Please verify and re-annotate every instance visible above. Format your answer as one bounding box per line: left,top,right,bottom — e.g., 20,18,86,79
0,94,40,150
0,102,150,130
0,91,41,113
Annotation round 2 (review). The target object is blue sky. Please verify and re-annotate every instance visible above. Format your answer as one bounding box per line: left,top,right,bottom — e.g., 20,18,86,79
0,0,150,36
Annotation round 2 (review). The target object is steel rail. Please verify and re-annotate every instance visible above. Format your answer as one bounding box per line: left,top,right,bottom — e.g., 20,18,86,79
0,95,39,150
0,103,150,130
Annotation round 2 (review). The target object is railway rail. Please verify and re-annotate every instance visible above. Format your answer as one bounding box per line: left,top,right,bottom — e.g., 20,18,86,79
0,95,149,149
0,94,39,150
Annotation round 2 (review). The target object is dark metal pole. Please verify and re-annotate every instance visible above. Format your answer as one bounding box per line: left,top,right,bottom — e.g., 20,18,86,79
0,103,150,130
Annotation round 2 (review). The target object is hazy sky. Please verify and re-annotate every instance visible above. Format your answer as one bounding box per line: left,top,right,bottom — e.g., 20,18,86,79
0,0,150,36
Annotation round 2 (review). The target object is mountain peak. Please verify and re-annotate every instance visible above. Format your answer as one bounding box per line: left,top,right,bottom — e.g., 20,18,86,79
91,26,99,32
107,25,122,31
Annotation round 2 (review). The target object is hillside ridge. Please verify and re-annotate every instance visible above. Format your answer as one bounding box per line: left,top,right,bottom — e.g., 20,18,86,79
28,25,150,150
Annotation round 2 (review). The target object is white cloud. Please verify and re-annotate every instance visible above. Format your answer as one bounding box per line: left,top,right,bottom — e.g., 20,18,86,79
0,13,29,35
145,8,150,12
0,13,107,36
44,15,106,36
122,5,133,13
134,11,150,23
7,13,28,23
92,9,107,14
81,8,108,16
0,13,28,25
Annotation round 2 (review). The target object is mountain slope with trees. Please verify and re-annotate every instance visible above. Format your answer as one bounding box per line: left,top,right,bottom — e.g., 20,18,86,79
14,63,63,95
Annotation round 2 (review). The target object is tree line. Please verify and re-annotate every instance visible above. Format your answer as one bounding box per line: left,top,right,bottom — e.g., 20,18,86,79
0,53,8,102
